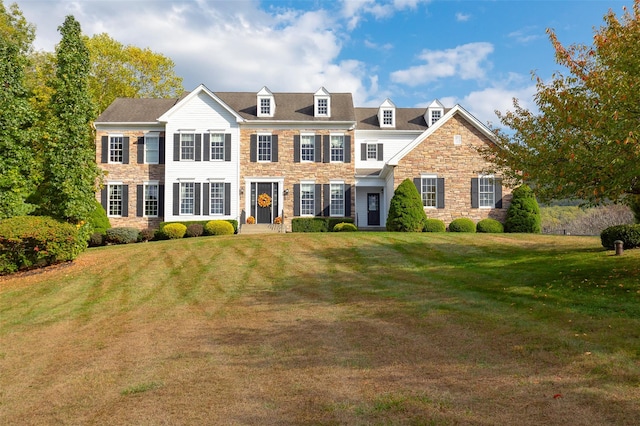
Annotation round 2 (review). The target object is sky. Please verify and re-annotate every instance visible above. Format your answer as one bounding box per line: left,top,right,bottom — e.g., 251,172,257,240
13,0,634,126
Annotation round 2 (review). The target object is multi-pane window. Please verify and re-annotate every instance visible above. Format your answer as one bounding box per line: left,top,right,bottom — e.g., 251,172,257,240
180,182,195,214
431,110,442,124
258,135,272,161
108,184,123,216
330,183,344,216
382,109,393,126
260,98,271,115
180,133,195,160
301,135,314,162
366,144,378,160
210,182,224,215
301,183,315,216
421,177,437,208
210,133,225,161
317,98,328,115
144,183,159,217
479,176,495,208
144,134,159,164
330,135,344,162
109,136,123,163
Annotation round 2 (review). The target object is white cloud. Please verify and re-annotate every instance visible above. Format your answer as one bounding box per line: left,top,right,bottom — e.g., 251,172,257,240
390,42,494,86
508,26,544,44
364,40,393,50
456,12,471,22
340,0,431,29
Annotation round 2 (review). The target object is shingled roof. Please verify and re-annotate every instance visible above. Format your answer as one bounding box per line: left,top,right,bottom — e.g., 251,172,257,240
355,107,444,131
95,98,182,123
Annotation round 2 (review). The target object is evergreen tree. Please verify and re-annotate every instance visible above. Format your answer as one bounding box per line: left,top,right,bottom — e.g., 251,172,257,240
386,179,428,232
37,15,102,223
504,185,541,233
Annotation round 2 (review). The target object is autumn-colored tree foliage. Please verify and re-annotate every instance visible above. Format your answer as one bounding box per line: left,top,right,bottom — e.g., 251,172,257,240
481,1,640,210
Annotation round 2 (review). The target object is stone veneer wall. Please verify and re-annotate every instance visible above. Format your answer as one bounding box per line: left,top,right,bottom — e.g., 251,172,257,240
239,128,356,232
393,114,512,225
95,130,165,230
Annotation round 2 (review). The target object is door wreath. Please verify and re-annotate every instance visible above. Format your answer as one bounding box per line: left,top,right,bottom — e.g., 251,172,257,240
257,193,272,208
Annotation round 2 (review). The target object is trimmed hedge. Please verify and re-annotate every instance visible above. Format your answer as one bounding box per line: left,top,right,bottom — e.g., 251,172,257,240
291,217,355,232
386,179,427,232
185,223,204,238
87,200,111,235
505,184,541,233
0,216,84,275
449,218,476,233
105,227,140,244
333,222,358,232
600,224,640,250
89,232,105,247
138,228,156,242
423,218,446,233
204,220,235,236
160,220,238,234
163,223,187,239
476,218,504,233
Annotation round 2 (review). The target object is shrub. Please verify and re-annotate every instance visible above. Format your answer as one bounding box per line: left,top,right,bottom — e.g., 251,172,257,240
105,227,140,244
333,222,358,232
505,184,541,233
185,223,204,238
0,216,84,275
449,218,476,233
292,217,354,232
423,218,446,232
88,232,105,247
87,200,111,235
162,223,187,239
204,220,235,236
386,179,427,232
476,218,504,233
600,224,640,250
226,220,239,234
138,228,156,242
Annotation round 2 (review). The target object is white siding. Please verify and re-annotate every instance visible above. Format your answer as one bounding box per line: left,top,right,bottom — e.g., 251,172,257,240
354,131,421,171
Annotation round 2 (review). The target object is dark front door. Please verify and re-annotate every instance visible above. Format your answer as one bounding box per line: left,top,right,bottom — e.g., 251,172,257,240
256,182,273,224
367,193,380,226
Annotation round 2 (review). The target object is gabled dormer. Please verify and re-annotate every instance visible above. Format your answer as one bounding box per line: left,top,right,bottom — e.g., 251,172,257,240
257,86,275,118
314,87,331,118
378,98,396,128
425,99,445,126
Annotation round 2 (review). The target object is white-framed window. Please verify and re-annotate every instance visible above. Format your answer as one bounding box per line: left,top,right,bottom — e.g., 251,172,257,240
300,183,315,216
366,143,378,160
330,183,345,217
454,134,462,146
421,176,437,208
144,182,159,217
258,134,272,162
144,133,159,164
317,98,328,116
330,135,344,162
180,133,195,161
479,175,495,208
210,133,225,161
108,183,123,216
382,109,394,126
301,134,315,162
210,182,224,215
430,109,442,125
180,182,195,215
109,135,124,163
259,98,271,116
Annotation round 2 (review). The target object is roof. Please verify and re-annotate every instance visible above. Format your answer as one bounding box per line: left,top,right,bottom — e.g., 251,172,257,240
355,107,445,131
95,97,182,123
215,92,356,122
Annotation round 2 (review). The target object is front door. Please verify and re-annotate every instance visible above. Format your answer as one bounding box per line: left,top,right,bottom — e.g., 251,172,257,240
367,193,380,226
252,182,279,224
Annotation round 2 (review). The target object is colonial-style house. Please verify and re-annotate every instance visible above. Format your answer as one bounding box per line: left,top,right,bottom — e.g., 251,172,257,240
94,84,510,231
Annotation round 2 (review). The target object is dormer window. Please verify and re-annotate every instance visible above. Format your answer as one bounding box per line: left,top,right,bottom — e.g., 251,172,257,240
425,99,445,126
260,98,271,115
257,86,275,118
378,98,396,128
314,87,331,117
430,109,441,124
382,109,393,126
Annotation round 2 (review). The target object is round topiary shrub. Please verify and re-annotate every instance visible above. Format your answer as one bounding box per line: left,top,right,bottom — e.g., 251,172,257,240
333,222,358,232
505,184,541,233
88,232,105,247
600,224,640,250
87,200,111,235
162,223,187,239
386,179,428,232
105,227,140,244
185,223,204,238
423,218,446,232
204,220,235,236
476,218,504,233
138,228,156,242
449,218,476,233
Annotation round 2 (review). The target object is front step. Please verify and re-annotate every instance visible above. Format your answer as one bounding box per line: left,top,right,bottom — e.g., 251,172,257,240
239,223,285,234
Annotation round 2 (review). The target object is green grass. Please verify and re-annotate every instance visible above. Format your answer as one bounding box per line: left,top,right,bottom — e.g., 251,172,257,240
1,232,639,424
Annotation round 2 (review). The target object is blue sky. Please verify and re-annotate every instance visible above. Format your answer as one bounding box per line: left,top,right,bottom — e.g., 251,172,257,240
15,0,633,125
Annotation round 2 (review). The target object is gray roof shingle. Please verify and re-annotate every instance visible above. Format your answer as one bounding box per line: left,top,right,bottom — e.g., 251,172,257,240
355,107,451,131
95,98,181,123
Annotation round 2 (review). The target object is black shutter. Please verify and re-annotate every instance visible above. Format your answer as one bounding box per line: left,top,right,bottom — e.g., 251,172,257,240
159,137,165,164
173,134,180,161
173,182,180,215
194,183,201,215
136,185,143,217
224,134,231,161
471,178,479,208
195,134,202,162
323,184,330,217
361,143,367,161
323,135,330,163
122,185,129,217
224,183,231,215
377,143,384,161
203,183,210,215
293,184,300,216
272,135,278,162
122,137,130,164
293,135,300,163
100,187,107,211
158,185,165,216
101,136,108,163
203,133,210,161
250,134,257,162
137,137,144,164
495,178,503,208
413,177,421,193
437,178,445,209
344,136,351,163
314,135,322,163
314,184,322,216
345,185,352,216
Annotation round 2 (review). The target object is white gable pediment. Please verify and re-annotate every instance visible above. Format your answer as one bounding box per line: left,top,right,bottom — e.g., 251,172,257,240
158,84,244,123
